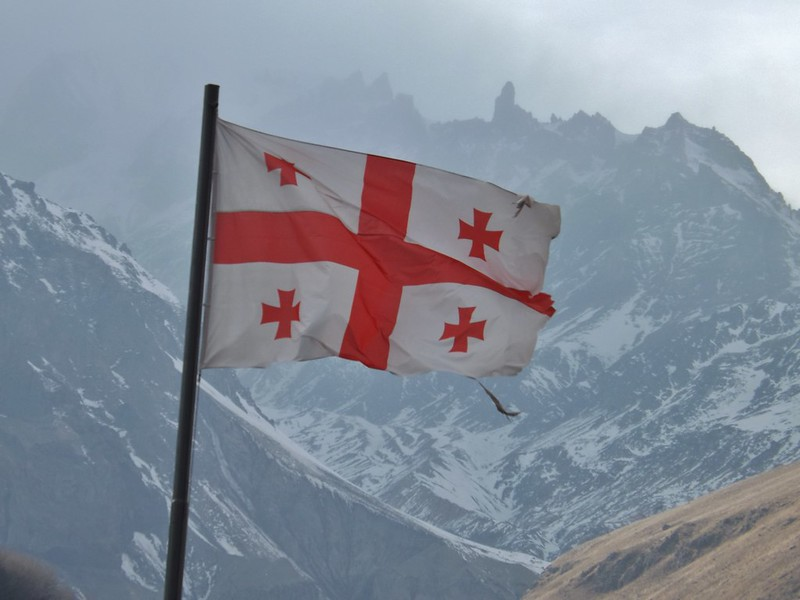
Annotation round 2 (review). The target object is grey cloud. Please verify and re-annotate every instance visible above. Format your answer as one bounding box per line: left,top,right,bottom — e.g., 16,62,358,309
1,0,798,206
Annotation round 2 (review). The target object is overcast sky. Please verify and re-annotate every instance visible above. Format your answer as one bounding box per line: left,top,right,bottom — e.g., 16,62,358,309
2,0,799,207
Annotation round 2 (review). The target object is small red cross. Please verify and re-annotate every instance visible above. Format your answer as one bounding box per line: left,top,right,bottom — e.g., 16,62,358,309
458,208,503,261
264,152,310,187
261,289,300,339
440,306,486,353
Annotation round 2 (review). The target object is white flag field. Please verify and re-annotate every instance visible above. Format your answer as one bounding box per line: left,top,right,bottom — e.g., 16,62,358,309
201,119,560,377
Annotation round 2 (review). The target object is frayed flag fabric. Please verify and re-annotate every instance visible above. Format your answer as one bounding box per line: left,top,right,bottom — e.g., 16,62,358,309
201,119,560,377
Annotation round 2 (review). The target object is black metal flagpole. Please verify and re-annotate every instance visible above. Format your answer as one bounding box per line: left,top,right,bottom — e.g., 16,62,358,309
163,83,219,600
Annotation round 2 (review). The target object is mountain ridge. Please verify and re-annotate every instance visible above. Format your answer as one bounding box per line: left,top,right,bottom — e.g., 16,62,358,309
237,75,800,561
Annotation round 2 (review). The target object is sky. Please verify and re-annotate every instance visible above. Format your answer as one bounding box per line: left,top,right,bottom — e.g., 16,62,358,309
2,0,799,208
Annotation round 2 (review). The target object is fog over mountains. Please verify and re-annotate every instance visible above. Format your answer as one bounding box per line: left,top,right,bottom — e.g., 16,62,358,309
1,72,799,597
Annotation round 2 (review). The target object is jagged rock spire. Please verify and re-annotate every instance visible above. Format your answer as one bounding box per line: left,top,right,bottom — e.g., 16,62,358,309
492,81,533,131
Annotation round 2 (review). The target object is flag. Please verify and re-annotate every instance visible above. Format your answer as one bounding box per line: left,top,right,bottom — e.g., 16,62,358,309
201,119,560,377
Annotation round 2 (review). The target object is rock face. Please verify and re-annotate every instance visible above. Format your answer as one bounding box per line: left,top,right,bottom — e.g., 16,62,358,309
492,81,534,132
0,172,540,598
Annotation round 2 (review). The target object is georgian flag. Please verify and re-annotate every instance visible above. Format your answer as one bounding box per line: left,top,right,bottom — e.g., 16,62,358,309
201,119,560,377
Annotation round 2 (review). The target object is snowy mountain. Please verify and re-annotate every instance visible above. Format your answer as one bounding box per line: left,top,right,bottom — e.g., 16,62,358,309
236,78,800,559
0,173,541,598
2,71,798,593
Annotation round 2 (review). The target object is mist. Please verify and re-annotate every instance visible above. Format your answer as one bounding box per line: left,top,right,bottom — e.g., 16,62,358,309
2,0,799,211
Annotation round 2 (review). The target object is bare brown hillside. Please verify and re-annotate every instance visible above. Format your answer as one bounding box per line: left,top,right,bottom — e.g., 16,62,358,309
524,460,800,600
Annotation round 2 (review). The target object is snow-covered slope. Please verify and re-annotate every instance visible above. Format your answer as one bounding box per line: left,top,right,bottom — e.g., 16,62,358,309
0,172,540,598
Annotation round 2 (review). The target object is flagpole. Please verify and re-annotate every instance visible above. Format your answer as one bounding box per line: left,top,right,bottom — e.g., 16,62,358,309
163,83,219,600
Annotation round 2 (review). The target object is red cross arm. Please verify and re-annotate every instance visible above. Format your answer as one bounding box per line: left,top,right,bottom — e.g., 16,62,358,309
264,152,310,186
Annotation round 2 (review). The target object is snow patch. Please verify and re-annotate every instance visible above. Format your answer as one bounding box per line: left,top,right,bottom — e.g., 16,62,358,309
2,259,23,289
121,553,157,592
111,370,129,389
10,224,31,247
562,292,657,366
734,397,799,433
127,446,169,498
133,532,163,565
76,388,103,409
121,532,165,592
27,357,64,392
38,277,59,296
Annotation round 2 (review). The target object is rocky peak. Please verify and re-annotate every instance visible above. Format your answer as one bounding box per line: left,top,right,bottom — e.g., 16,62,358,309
492,81,534,132
665,111,689,129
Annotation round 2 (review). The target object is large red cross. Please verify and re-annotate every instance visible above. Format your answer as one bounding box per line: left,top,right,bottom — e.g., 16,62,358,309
213,155,554,371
